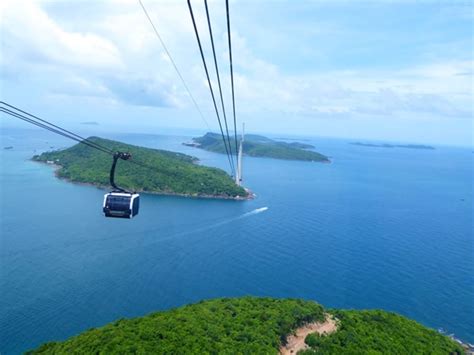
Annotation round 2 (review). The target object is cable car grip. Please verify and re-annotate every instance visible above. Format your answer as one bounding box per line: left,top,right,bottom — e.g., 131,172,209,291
110,151,131,193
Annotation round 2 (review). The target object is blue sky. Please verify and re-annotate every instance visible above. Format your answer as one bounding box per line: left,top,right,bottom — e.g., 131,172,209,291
1,0,473,146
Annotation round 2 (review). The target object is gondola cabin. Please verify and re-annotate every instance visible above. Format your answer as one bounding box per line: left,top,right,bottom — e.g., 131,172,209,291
103,192,140,219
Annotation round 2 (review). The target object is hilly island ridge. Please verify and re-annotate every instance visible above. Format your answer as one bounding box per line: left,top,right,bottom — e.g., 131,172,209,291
27,297,464,354
184,133,330,162
33,137,248,199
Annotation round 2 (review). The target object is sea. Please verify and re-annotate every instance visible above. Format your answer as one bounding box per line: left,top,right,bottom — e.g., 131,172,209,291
1,127,472,354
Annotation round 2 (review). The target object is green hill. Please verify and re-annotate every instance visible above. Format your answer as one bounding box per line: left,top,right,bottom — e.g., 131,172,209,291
28,297,463,354
33,137,247,199
186,133,330,162
302,309,462,354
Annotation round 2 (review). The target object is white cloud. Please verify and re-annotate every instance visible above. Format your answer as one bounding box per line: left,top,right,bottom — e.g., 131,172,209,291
1,0,472,132
231,59,473,120
1,1,123,71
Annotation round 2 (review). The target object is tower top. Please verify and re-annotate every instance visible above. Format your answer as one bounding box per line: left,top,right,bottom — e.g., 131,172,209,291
236,122,245,185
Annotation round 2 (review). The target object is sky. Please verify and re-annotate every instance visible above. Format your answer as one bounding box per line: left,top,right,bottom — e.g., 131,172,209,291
1,0,473,146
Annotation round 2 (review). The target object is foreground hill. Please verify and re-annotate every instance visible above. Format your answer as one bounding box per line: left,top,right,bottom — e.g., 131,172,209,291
33,137,247,199
28,297,463,354
185,133,330,162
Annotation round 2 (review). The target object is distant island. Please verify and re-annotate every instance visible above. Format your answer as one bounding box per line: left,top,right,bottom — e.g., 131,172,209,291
3,146,13,150
184,133,330,162
28,297,464,354
80,121,99,126
351,142,435,150
33,137,248,199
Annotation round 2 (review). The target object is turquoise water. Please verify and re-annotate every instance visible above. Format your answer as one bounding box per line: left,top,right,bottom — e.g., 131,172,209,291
1,128,472,354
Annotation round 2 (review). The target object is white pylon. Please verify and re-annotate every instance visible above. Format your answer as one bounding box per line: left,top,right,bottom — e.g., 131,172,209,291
236,122,245,186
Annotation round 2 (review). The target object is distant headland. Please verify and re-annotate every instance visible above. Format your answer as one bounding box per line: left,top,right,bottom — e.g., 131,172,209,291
32,137,249,200
351,142,435,150
184,132,330,162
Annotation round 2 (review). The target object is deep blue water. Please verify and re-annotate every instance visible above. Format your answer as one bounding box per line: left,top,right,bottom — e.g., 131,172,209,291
1,128,473,354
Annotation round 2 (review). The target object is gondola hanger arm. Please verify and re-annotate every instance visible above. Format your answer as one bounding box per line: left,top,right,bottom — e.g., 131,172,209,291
110,152,131,192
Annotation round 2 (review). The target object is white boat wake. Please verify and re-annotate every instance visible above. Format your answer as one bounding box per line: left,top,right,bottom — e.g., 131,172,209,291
151,206,270,245
243,206,269,217
202,207,269,231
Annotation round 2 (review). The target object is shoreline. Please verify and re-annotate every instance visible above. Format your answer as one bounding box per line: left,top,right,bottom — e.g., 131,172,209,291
34,160,255,201
437,329,474,354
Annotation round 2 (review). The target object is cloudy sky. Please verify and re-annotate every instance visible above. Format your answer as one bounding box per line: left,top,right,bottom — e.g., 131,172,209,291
1,0,472,146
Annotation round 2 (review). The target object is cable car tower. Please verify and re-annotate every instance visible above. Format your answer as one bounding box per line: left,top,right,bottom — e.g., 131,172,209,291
235,123,245,186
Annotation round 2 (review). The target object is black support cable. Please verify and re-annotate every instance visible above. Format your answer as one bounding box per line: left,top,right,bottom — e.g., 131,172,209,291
187,0,235,177
2,108,153,171
225,0,239,157
138,0,212,131
1,104,182,179
0,108,113,155
0,101,114,155
203,0,234,161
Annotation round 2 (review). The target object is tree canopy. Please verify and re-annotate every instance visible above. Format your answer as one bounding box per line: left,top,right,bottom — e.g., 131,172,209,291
34,137,247,198
28,297,462,354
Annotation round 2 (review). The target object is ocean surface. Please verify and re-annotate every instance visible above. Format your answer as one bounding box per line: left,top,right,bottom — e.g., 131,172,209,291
0,128,472,354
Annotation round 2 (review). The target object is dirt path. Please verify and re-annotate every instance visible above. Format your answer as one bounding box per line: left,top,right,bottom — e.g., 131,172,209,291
279,315,338,355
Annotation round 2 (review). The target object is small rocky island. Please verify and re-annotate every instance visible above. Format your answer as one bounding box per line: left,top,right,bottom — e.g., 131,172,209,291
33,137,248,199
185,133,330,162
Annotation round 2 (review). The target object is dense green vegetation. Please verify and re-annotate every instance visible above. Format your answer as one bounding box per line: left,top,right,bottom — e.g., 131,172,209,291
33,137,247,198
28,297,325,354
28,298,462,354
188,133,330,162
302,310,463,354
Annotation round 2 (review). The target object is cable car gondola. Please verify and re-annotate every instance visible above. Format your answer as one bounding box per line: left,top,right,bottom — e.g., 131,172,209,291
103,152,140,219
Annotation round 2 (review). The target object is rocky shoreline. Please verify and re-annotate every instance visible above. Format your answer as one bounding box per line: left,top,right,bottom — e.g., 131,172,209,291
437,329,474,354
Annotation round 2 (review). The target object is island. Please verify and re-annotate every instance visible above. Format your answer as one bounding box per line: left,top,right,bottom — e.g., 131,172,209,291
80,121,99,125
351,142,435,150
27,297,464,354
33,136,248,199
184,132,330,162
3,146,13,150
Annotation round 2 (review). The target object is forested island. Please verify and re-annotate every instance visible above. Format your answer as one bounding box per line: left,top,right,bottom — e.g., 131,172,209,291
28,297,463,354
351,142,435,150
33,137,248,199
184,133,330,162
